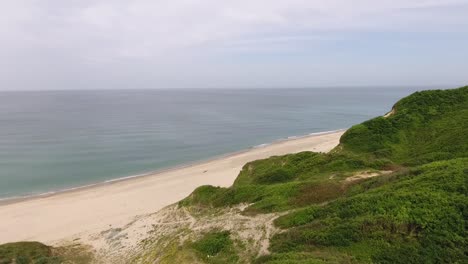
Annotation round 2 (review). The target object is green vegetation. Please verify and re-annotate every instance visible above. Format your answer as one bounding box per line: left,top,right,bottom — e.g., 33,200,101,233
180,86,468,263
191,231,239,263
133,230,241,264
340,86,468,165
271,158,467,263
0,242,93,264
192,231,233,256
0,242,58,264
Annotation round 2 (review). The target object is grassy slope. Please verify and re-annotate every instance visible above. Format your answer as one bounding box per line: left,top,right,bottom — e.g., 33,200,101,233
269,158,467,263
340,86,468,164
1,86,467,263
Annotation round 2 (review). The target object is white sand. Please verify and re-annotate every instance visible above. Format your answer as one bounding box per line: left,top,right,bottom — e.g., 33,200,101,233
0,130,344,244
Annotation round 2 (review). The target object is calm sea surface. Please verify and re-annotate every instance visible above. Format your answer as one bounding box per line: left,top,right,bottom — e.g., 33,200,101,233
0,87,423,198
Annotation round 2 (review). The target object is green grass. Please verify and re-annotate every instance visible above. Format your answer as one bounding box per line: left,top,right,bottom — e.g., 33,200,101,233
270,158,467,263
0,242,59,264
192,231,237,260
0,242,94,264
254,251,357,264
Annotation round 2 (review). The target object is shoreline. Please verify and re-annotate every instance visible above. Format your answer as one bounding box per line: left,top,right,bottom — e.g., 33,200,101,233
0,129,345,206
0,129,345,244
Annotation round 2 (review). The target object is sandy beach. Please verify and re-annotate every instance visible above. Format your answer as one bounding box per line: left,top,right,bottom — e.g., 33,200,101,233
0,130,344,245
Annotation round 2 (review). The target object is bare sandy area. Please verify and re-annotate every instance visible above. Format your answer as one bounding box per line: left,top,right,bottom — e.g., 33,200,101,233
0,130,344,244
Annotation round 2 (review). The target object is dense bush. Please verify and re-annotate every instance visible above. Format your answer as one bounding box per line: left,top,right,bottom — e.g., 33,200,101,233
191,231,239,264
192,231,233,256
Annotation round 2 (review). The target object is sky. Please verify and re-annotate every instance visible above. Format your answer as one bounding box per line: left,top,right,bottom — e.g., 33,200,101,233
1,0,468,90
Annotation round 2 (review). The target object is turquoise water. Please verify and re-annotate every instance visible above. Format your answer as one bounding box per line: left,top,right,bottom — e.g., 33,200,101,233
0,87,423,198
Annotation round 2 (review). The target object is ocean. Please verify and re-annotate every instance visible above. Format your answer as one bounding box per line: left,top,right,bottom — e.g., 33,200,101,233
0,87,423,199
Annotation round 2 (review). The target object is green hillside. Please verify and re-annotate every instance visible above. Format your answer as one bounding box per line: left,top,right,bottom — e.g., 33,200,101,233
1,86,467,263
180,86,468,263
340,86,468,165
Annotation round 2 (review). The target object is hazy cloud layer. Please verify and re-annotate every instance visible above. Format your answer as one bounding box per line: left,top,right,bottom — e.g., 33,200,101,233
1,0,468,90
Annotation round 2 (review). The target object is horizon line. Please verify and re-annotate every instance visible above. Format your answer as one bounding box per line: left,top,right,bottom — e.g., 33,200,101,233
0,84,463,93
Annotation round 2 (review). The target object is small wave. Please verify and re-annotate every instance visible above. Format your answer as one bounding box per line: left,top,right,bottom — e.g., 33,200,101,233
309,129,344,136
103,172,150,183
253,143,270,148
0,190,57,204
253,129,345,149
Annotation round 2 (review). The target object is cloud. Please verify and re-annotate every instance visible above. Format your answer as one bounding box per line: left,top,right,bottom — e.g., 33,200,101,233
1,0,467,89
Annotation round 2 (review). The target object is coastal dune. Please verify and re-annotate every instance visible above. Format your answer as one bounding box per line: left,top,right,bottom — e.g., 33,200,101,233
0,130,344,244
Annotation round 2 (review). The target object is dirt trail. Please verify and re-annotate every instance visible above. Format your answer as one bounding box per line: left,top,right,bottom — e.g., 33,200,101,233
345,170,393,182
